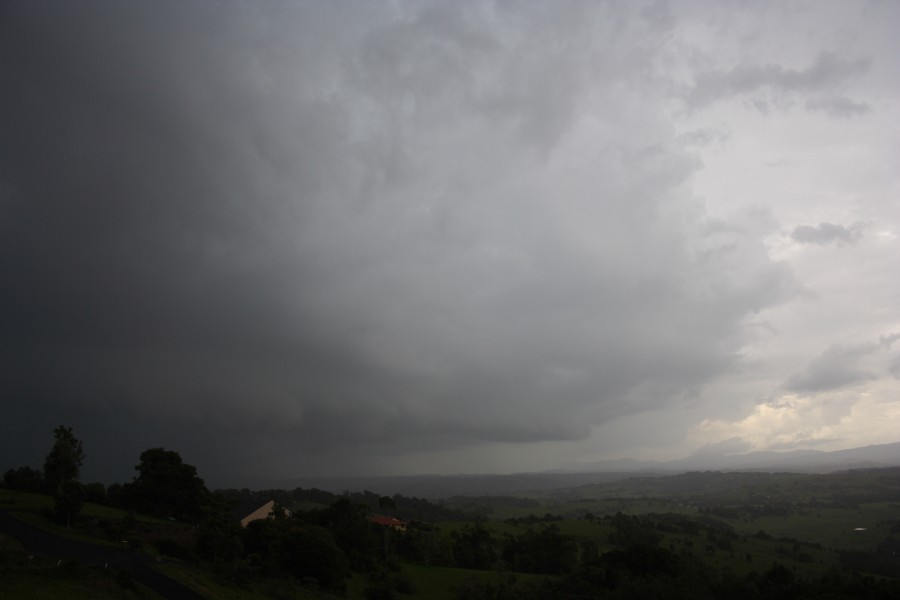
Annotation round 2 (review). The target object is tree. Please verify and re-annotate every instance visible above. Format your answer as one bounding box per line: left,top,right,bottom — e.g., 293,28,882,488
43,426,85,494
55,480,86,527
451,523,496,570
3,466,43,492
42,426,86,526
502,525,578,574
127,448,210,522
242,519,349,592
313,498,380,571
83,482,107,504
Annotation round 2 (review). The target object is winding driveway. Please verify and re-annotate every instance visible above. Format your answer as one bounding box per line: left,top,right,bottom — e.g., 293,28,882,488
0,509,206,600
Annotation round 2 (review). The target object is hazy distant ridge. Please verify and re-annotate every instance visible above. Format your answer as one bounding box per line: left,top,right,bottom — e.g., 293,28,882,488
583,441,900,473
268,442,900,498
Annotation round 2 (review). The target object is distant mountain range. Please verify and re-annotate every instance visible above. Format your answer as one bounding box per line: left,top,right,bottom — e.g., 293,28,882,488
579,441,900,473
264,441,900,499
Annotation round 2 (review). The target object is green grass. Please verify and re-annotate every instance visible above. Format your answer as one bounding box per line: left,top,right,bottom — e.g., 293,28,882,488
10,510,129,548
661,531,835,580
0,568,162,600
0,489,54,511
468,496,702,521
0,489,171,524
437,514,854,582
401,563,543,600
0,488,187,554
157,563,342,600
0,531,163,600
0,490,122,548
724,502,900,552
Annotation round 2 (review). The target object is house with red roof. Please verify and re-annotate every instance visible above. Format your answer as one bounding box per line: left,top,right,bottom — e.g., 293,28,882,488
371,515,408,531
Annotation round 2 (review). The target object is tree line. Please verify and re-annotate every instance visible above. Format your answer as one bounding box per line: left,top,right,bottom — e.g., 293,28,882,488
3,427,211,525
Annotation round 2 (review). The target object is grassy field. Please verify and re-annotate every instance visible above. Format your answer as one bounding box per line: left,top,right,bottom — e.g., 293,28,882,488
0,568,163,600
0,488,175,524
399,563,545,600
154,562,530,600
0,529,164,600
724,501,900,552
0,488,191,556
464,496,698,521
0,489,55,512
157,563,345,600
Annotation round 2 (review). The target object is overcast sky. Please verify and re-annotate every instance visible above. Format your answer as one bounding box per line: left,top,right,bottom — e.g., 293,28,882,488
2,0,898,488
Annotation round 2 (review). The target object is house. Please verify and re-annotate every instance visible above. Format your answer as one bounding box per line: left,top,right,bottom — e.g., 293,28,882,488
371,514,408,531
235,498,290,528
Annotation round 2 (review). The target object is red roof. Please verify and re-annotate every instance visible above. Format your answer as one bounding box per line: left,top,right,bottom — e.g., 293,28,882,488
371,515,407,527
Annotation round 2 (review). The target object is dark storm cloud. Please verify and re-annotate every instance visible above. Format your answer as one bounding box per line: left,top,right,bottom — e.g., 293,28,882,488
784,351,875,393
688,51,871,112
1,1,798,483
805,96,871,118
790,222,864,246
784,335,898,394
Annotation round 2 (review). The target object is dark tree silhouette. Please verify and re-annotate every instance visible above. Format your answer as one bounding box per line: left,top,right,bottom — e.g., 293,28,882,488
2,466,43,492
42,426,86,526
43,425,85,494
54,480,86,527
127,448,210,522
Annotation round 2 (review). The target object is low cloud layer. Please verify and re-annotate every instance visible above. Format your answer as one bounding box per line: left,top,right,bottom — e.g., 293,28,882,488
791,222,864,246
1,1,897,485
785,344,877,394
784,334,898,394
688,52,871,114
